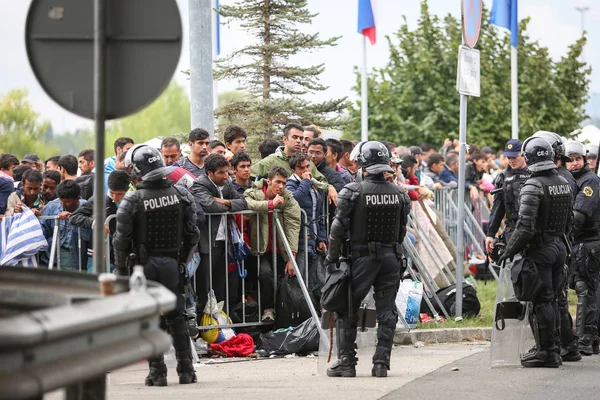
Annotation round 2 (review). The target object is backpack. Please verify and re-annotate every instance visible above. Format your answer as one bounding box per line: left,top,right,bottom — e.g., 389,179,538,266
421,283,481,318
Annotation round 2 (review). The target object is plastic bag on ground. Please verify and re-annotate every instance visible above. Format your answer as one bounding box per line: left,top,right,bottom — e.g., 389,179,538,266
200,290,236,344
259,318,319,356
395,279,423,329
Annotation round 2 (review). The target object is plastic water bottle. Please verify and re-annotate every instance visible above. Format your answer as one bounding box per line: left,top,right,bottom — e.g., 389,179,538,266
129,265,147,293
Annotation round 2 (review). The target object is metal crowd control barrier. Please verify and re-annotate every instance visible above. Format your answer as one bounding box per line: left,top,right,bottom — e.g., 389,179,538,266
407,211,456,287
403,236,450,320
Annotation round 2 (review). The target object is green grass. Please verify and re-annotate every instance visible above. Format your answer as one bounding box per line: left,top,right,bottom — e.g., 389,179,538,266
416,279,579,330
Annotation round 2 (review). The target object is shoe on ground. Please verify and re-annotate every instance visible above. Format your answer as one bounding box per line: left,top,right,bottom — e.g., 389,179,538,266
578,340,593,356
177,360,197,384
371,363,388,377
560,344,582,362
521,350,560,368
145,369,167,387
327,356,356,378
261,308,275,322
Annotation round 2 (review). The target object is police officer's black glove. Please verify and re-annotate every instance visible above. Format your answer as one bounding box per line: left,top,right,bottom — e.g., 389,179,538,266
497,251,510,264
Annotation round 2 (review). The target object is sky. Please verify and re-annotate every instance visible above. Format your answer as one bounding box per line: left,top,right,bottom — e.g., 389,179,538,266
0,0,597,134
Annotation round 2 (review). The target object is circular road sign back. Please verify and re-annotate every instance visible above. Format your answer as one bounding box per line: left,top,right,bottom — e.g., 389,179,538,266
461,0,482,48
25,0,182,120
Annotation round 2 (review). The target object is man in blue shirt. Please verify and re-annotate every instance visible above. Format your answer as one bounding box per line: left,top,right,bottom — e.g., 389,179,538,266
41,180,87,270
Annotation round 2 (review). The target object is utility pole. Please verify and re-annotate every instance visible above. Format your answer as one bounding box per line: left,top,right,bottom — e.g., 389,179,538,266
575,5,590,61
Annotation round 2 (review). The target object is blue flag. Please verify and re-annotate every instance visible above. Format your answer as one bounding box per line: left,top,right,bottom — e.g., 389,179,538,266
357,0,376,45
490,0,518,48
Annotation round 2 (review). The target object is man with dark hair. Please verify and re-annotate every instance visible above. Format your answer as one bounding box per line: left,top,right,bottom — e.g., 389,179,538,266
0,153,19,214
245,165,301,322
326,138,353,185
400,156,421,201
302,125,321,153
161,137,182,166
339,140,358,179
5,169,45,216
45,156,61,172
420,143,436,157
224,125,248,154
58,155,78,182
258,138,280,159
209,140,227,156
424,152,449,187
105,137,134,193
41,180,86,270
231,152,252,195
308,138,344,192
71,170,131,273
42,170,61,203
465,151,488,200
191,153,247,316
178,128,210,177
286,151,327,279
76,149,95,200
252,124,337,204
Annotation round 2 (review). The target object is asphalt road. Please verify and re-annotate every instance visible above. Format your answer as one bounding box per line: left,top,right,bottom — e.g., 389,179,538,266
383,349,600,400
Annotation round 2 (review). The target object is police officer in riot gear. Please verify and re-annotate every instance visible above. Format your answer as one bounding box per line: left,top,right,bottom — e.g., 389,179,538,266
113,144,200,386
326,141,410,378
485,139,530,255
532,130,579,360
499,137,573,368
564,140,600,355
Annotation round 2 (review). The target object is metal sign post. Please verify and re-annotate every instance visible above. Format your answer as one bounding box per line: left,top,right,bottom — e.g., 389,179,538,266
26,0,182,273
456,0,482,321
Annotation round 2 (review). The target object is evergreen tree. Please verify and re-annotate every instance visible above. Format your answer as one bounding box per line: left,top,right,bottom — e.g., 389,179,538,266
215,0,348,140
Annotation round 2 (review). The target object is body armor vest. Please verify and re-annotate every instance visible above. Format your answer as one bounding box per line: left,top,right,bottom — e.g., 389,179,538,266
351,179,405,245
503,169,530,221
533,175,572,235
135,184,184,260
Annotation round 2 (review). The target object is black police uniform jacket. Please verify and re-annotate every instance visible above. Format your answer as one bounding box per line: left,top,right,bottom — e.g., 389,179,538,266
112,179,200,269
328,174,411,260
488,166,531,239
570,165,600,241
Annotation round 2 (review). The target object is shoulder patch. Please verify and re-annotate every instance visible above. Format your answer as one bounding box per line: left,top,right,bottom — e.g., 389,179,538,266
583,186,594,197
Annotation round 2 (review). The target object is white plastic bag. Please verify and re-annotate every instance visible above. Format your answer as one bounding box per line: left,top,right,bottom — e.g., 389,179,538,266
395,280,424,329
200,290,236,344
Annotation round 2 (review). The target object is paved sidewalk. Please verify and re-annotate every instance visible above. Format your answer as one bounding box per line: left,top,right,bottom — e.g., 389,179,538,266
47,342,487,400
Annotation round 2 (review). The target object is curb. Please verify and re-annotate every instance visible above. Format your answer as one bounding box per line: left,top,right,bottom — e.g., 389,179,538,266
393,327,492,345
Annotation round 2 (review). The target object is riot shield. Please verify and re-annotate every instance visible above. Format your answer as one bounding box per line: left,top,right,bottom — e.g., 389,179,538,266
490,260,534,367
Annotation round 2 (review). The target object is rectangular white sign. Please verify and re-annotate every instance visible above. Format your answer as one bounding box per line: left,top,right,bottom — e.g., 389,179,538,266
456,45,480,97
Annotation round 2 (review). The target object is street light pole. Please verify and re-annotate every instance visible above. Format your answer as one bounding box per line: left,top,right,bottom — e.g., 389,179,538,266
575,6,590,61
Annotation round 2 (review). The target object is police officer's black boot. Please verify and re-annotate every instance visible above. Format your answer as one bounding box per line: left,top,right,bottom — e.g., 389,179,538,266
579,327,596,356
327,325,357,378
167,316,197,384
521,309,560,368
371,318,397,377
593,336,600,354
559,304,581,362
145,356,167,386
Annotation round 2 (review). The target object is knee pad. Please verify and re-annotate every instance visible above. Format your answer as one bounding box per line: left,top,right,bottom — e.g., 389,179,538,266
575,281,589,296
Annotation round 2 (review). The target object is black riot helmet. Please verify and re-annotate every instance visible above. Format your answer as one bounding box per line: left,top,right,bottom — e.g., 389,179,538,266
350,141,393,175
532,131,570,162
125,144,171,181
522,137,556,172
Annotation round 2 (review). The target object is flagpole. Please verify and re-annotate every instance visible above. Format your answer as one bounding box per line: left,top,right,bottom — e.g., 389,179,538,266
511,46,518,140
213,0,219,111
361,35,368,142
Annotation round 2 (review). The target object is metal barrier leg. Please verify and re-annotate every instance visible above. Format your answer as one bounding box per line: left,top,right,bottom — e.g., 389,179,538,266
47,219,59,270
77,228,82,272
408,213,452,287
275,216,329,348
406,258,442,322
403,237,450,320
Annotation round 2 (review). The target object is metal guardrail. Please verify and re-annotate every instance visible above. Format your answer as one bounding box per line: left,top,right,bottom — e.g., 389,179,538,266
0,266,176,400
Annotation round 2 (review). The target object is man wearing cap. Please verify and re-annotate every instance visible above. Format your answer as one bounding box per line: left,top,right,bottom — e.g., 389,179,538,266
485,139,530,255
21,154,42,171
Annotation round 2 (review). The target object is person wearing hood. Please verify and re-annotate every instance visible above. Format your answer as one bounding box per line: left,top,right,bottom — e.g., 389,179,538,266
112,144,200,387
